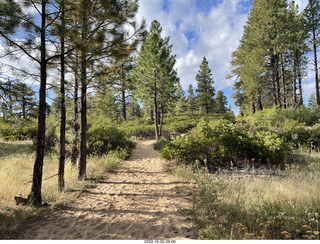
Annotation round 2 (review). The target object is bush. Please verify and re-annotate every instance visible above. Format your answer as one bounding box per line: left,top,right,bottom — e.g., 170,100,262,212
0,120,37,141
161,120,290,169
87,122,135,159
117,119,155,139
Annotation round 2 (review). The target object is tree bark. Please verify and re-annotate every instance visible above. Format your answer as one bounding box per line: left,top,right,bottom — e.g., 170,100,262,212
280,54,287,109
312,25,320,105
271,54,278,107
298,59,303,106
58,0,66,192
22,94,26,119
71,50,79,167
159,105,164,137
275,55,281,108
28,0,47,207
257,94,263,111
292,54,297,108
78,0,88,181
251,101,256,115
154,70,159,140
121,64,126,120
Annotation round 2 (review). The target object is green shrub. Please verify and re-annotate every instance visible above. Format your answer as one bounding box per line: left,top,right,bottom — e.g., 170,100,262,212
87,122,135,159
161,120,290,169
0,120,37,141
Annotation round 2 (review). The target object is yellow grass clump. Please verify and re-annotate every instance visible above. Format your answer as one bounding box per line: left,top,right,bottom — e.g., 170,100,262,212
0,141,122,208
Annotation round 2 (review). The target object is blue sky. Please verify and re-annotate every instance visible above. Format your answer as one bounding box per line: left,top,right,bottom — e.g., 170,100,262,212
137,0,312,112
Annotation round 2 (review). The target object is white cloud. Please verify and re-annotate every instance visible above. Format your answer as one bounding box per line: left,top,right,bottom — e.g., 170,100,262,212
137,0,316,106
137,0,249,93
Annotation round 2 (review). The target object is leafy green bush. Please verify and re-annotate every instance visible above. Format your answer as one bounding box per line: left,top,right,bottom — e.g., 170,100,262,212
161,120,290,168
248,106,320,128
0,120,37,141
87,122,135,159
116,119,155,139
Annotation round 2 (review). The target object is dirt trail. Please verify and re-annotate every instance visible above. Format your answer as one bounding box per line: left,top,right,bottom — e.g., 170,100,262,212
17,140,196,240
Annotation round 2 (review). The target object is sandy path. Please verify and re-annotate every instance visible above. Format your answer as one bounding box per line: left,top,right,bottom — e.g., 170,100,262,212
18,140,196,240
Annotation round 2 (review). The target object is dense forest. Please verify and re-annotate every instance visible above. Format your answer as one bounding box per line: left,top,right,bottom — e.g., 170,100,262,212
1,0,320,240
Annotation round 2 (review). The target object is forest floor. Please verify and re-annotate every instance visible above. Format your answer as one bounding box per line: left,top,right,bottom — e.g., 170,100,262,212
10,140,196,240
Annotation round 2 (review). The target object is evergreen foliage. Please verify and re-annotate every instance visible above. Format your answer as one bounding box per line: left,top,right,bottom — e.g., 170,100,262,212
195,57,216,115
133,20,179,140
215,90,228,114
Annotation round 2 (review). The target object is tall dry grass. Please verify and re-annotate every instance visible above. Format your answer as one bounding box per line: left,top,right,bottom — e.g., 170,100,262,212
175,151,320,240
0,140,122,238
0,140,122,206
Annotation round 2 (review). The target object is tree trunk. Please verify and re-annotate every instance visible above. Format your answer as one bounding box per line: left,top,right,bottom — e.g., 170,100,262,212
280,54,287,109
271,54,278,107
159,105,164,137
313,25,320,105
292,55,297,108
58,0,66,192
251,101,256,115
298,59,303,106
22,94,26,119
154,70,159,140
28,1,47,207
275,55,281,108
78,0,88,181
71,50,79,167
257,94,263,111
121,87,126,120
121,64,126,120
150,109,154,122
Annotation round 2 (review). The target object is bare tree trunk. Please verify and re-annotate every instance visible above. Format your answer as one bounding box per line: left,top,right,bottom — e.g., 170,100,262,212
292,55,297,108
298,60,303,106
150,109,154,122
275,55,281,108
312,25,320,105
251,101,256,115
159,105,164,137
71,50,79,167
280,54,287,109
78,0,88,181
121,64,126,120
154,70,159,140
257,94,263,111
22,95,26,119
28,1,47,207
271,54,278,107
58,0,66,192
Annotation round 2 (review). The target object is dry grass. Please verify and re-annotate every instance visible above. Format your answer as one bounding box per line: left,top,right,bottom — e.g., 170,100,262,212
0,152,122,208
0,140,123,238
175,151,320,240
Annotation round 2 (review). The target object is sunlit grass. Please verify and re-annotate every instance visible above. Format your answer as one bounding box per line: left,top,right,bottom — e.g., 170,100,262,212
0,140,124,238
174,151,320,240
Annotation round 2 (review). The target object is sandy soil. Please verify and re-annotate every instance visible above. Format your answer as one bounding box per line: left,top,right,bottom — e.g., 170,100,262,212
16,140,196,240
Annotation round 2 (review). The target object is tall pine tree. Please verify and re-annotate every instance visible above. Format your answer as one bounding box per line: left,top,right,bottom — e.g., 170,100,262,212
133,20,178,140
195,57,215,115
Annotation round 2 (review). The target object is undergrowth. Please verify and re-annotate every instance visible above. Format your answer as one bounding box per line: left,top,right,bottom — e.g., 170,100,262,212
0,141,124,238
174,151,320,240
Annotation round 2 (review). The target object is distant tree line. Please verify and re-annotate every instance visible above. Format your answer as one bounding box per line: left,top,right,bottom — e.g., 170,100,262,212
229,0,320,115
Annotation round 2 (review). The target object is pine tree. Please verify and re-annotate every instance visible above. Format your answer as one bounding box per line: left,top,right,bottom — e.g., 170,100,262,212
215,90,228,113
0,0,65,206
304,0,320,105
133,20,178,140
195,57,215,115
230,0,308,114
76,0,145,180
174,81,186,115
186,84,196,114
